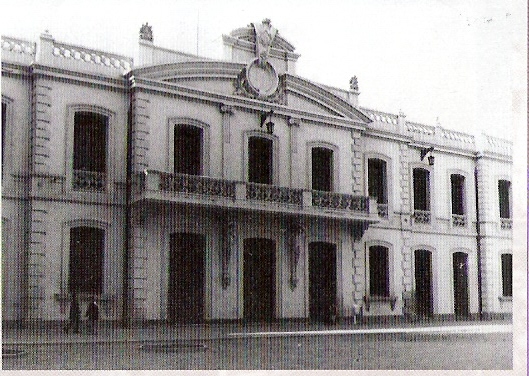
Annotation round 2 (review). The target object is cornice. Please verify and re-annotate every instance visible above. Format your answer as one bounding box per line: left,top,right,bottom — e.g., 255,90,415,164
129,76,366,131
1,62,32,78
29,64,128,91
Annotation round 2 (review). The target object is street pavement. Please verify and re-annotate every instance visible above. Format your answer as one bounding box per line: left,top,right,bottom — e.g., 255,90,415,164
2,318,512,346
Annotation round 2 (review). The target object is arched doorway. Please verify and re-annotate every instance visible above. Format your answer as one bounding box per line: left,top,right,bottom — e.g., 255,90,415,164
452,252,469,318
168,232,205,323
414,249,433,317
243,238,276,321
308,242,337,321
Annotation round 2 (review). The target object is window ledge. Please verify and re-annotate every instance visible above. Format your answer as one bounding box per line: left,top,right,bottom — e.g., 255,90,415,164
364,295,398,311
498,296,512,302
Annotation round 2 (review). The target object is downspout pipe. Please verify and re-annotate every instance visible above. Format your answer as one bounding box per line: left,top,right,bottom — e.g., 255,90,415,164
474,163,483,320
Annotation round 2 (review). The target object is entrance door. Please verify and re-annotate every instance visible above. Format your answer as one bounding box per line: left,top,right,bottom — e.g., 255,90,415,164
168,233,205,323
309,242,337,321
414,250,433,317
243,238,276,321
452,252,469,318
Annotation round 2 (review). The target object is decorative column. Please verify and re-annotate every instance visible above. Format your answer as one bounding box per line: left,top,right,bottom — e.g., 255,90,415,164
287,219,305,290
351,223,366,306
130,210,147,320
351,130,364,195
288,117,301,187
221,217,237,289
220,104,234,179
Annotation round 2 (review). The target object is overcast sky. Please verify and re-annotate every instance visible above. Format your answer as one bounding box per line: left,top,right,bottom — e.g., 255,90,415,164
1,0,526,140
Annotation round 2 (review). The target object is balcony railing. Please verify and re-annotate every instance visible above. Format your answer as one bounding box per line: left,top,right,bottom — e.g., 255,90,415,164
377,203,389,218
73,170,106,191
134,170,378,221
246,182,302,205
413,210,431,224
500,218,513,230
452,214,466,227
312,190,369,212
159,172,236,199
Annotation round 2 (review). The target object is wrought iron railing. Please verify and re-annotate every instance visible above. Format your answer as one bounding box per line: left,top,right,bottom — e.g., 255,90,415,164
159,172,236,199
452,214,466,227
312,190,369,213
377,203,389,218
246,182,303,205
413,210,431,224
500,218,513,230
72,170,106,191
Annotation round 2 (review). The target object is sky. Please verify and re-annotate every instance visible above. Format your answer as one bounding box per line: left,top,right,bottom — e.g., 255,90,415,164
1,0,526,140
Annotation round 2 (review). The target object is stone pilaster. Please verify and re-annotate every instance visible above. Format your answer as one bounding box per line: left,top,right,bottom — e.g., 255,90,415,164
288,117,301,187
220,104,234,179
351,130,364,195
131,90,150,173
130,213,147,319
399,143,411,213
26,203,47,320
401,236,413,292
351,224,366,304
31,81,52,174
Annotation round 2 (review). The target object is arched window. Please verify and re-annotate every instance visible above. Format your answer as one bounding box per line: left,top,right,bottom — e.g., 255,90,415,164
312,147,334,191
72,112,108,191
368,245,390,297
69,227,104,294
248,136,273,184
174,124,203,175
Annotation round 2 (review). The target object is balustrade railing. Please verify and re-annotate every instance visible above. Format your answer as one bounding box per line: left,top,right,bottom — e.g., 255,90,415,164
52,41,132,71
1,36,36,56
413,210,431,224
377,203,389,218
452,214,466,227
500,218,513,230
246,182,302,205
73,170,106,191
312,190,369,213
159,172,236,199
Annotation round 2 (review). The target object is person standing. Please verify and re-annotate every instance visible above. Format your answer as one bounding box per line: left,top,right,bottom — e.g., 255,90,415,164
85,297,99,334
64,291,80,333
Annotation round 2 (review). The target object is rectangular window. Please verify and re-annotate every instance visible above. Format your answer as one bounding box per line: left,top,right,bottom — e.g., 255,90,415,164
413,168,430,211
451,174,465,215
69,227,104,294
248,136,273,184
368,158,387,203
498,180,511,219
2,102,6,173
174,125,202,175
312,147,333,191
369,246,390,297
501,254,512,297
73,112,107,173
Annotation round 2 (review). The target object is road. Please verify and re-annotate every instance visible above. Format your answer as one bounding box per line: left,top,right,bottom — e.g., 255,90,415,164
3,331,512,370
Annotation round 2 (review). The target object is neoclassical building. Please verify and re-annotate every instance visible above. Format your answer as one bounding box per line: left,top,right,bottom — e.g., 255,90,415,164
1,20,512,324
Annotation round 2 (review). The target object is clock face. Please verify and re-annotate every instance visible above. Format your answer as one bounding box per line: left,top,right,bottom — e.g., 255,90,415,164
246,59,279,98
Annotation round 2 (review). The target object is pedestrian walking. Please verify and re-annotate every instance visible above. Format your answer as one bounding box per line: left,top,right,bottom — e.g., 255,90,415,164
64,291,80,333
85,297,99,334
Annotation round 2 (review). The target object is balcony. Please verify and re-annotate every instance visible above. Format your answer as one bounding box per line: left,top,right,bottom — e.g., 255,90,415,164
133,170,379,223
452,214,467,227
413,210,431,224
500,218,513,230
73,170,106,191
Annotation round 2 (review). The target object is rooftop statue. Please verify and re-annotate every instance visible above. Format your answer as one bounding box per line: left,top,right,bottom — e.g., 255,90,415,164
350,76,359,91
140,23,153,42
253,18,277,67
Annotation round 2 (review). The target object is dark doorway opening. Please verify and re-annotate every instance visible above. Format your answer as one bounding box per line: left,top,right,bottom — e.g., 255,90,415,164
243,238,276,321
69,227,104,295
73,112,107,173
309,242,337,321
248,136,273,184
414,249,433,318
453,252,469,318
168,233,205,323
174,124,203,175
312,147,333,191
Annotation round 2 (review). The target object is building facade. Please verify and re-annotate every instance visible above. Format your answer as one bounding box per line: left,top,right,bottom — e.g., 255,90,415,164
1,21,512,324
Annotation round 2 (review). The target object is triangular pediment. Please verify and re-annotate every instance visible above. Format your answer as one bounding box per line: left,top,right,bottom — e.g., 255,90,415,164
132,62,371,124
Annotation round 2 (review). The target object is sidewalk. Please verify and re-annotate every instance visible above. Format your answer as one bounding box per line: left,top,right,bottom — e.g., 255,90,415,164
2,318,512,346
